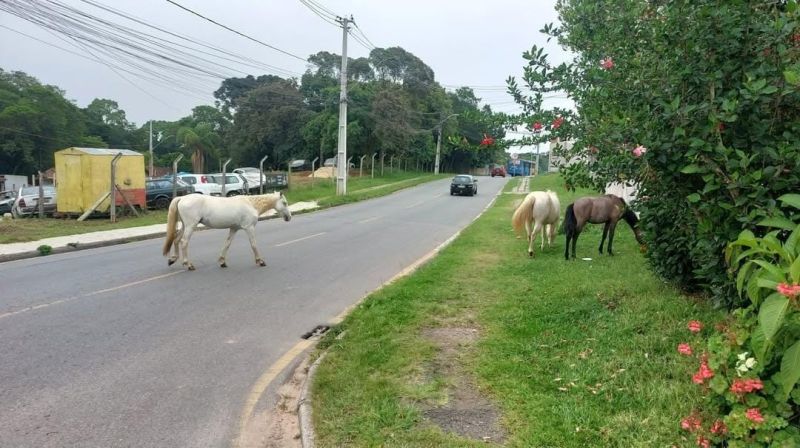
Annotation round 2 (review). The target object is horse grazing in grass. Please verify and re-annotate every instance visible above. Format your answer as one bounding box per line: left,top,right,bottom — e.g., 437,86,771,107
511,190,561,257
563,194,644,260
162,192,291,271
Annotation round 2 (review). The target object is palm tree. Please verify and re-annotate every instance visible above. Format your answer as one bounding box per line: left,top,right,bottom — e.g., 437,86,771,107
176,123,220,173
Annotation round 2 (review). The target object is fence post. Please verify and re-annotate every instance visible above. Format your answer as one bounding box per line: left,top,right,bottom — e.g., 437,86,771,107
110,153,123,222
371,153,377,178
37,171,44,218
311,157,319,189
259,155,268,194
172,154,184,202
221,158,231,196
359,155,366,177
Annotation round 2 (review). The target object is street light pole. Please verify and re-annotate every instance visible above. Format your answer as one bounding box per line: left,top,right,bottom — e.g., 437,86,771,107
335,15,352,196
149,121,154,177
435,113,459,175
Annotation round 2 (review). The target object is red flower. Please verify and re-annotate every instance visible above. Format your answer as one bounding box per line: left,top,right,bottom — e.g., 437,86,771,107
551,116,565,130
745,408,764,424
717,122,725,132
696,435,710,448
480,134,495,146
677,343,693,356
710,419,728,435
687,320,703,333
692,359,714,384
730,378,764,395
532,121,543,132
681,414,702,432
777,283,800,298
601,57,614,70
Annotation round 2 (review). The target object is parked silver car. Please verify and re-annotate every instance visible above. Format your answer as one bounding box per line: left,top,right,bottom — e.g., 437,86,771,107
0,190,17,214
12,185,57,217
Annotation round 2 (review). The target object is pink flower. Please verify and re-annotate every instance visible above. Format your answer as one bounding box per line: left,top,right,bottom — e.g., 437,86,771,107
745,408,764,424
777,283,800,298
692,359,714,384
681,414,702,432
601,57,614,70
696,435,710,448
532,121,543,132
551,116,565,130
710,419,728,435
678,343,693,356
632,145,647,157
730,378,764,395
687,320,703,333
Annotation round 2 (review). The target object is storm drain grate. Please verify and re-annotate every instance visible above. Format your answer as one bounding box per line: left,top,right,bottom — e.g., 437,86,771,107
301,324,330,340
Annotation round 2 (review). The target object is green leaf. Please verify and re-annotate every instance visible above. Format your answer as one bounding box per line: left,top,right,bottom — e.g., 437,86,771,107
778,194,800,210
752,259,788,282
681,164,702,174
709,375,728,395
687,193,701,203
786,225,800,256
791,257,800,284
784,70,800,86
758,216,797,231
751,325,769,363
776,340,800,402
737,260,754,296
757,277,779,291
759,293,790,342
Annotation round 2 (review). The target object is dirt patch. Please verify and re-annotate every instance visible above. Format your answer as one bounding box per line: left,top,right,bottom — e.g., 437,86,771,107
238,358,308,448
421,327,506,444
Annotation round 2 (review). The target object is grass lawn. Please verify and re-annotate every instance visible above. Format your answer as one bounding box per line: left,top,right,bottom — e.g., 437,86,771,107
311,174,727,447
0,171,445,244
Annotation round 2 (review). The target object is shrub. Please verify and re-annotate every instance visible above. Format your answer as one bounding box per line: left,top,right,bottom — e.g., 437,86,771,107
37,244,52,256
507,0,800,305
675,195,800,446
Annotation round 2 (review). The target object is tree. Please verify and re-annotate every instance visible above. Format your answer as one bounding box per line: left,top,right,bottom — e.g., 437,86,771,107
84,98,133,147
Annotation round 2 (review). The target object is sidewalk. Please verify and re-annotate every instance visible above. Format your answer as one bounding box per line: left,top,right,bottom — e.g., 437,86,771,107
0,201,319,263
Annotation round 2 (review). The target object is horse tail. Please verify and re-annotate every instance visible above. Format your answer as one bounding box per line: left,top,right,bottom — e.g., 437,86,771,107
564,203,576,238
512,194,535,236
162,197,181,256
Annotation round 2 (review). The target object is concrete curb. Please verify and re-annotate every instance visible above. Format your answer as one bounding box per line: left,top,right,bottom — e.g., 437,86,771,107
296,186,504,447
297,352,326,448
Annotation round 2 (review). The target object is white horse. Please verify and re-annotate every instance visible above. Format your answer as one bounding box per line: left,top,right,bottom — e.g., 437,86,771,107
511,190,561,257
162,192,291,270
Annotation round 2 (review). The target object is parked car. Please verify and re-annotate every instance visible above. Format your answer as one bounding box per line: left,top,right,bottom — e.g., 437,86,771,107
12,185,57,217
232,167,262,191
323,157,355,169
146,178,194,209
490,165,507,177
208,173,249,196
450,175,478,196
177,174,222,196
0,190,17,214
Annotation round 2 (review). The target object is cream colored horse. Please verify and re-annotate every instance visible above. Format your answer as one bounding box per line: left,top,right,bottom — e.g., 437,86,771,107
162,192,291,270
511,190,561,257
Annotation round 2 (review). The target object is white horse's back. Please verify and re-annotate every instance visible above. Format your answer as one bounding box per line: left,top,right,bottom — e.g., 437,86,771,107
177,194,258,229
512,190,561,257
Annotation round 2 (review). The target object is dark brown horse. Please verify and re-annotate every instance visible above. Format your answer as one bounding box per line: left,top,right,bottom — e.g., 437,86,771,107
563,194,645,259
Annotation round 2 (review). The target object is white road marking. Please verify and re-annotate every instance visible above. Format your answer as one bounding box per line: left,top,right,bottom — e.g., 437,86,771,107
274,232,326,247
0,271,183,321
358,216,381,224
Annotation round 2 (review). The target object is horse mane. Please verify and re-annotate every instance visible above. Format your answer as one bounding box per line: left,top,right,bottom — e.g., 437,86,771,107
245,192,281,215
617,197,639,229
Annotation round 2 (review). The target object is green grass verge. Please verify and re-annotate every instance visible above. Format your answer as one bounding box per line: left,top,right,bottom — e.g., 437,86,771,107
0,171,445,244
311,174,725,447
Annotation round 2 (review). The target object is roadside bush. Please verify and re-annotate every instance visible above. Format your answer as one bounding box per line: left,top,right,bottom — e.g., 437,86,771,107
674,195,800,446
508,0,800,305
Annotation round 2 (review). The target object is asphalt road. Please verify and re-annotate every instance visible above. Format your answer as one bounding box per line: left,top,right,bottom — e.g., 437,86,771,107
0,176,508,448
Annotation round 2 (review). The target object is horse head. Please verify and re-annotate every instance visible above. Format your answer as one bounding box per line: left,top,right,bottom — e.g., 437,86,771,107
275,191,292,222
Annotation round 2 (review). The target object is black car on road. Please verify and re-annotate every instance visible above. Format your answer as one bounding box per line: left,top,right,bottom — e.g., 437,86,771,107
450,175,478,196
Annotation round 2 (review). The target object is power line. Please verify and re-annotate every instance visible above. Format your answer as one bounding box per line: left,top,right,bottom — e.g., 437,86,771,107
165,0,312,64
297,0,339,27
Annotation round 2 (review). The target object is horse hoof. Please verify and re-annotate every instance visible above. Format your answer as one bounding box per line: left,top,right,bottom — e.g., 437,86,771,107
187,265,196,271
220,262,227,268
257,260,266,267
528,251,534,257
167,258,176,266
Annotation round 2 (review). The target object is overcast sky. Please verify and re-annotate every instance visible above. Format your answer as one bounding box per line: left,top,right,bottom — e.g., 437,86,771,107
0,0,571,127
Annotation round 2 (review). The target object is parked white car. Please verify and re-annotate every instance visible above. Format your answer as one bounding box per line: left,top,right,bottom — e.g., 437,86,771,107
12,185,57,217
232,167,262,191
208,173,249,196
177,174,222,196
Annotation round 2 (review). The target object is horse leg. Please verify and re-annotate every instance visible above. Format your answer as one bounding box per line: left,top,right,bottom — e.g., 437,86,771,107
599,222,610,254
540,224,547,251
607,221,619,256
571,230,579,259
245,227,266,266
168,226,183,266
180,226,196,271
218,228,238,268
549,222,558,248
529,221,543,257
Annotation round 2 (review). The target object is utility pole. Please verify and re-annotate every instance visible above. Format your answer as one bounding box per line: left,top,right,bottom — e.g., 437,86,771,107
335,15,352,196
149,120,154,177
435,113,458,175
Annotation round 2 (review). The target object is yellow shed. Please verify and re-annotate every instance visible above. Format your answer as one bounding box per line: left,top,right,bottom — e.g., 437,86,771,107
54,147,146,214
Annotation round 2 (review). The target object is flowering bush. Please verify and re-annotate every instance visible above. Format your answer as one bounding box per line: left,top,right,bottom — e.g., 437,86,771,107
677,195,800,446
506,1,800,305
